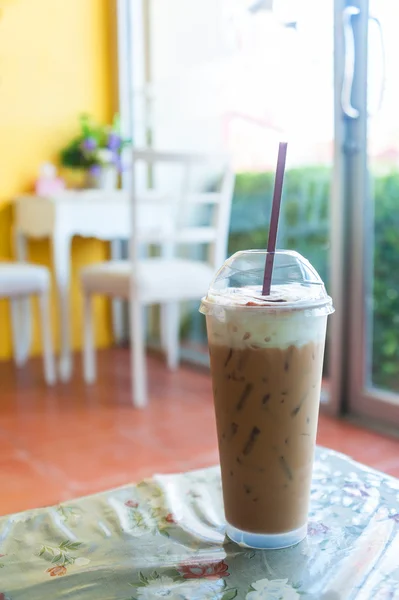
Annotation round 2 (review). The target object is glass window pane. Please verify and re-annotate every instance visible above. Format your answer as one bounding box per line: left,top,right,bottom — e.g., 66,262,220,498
147,0,334,397
368,0,399,395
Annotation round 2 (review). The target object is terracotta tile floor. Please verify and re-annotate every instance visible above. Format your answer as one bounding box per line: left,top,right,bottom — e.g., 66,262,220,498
1,347,399,516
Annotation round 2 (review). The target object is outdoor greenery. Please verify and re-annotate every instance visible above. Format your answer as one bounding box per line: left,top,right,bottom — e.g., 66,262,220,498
372,172,399,391
228,167,399,393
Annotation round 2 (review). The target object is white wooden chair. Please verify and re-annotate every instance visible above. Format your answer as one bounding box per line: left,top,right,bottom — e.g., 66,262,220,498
0,262,56,384
80,149,235,407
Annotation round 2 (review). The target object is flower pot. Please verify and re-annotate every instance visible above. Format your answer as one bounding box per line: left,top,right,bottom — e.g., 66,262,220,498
86,166,118,190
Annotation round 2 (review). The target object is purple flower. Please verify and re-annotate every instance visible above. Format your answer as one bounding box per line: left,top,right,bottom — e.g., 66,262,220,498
107,132,121,151
308,521,329,536
89,164,101,177
344,482,370,498
81,137,97,152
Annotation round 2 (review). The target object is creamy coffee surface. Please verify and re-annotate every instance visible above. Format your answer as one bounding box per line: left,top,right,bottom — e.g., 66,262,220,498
204,285,328,351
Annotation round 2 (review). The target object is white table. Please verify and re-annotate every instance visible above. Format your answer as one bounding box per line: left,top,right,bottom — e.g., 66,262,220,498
13,191,131,380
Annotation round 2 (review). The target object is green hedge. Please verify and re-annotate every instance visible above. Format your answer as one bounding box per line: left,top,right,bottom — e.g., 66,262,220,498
227,167,399,393
372,173,399,390
229,167,330,287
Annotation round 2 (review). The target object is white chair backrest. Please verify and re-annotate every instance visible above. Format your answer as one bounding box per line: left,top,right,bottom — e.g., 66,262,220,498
129,149,235,270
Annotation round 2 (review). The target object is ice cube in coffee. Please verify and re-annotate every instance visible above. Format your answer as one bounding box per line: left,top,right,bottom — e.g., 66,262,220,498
200,250,334,549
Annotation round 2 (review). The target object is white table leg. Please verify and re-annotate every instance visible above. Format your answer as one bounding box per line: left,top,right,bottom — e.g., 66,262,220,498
38,291,56,385
51,233,72,381
110,239,125,344
11,230,31,366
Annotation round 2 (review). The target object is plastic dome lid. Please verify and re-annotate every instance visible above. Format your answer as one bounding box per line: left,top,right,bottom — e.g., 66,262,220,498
201,250,334,314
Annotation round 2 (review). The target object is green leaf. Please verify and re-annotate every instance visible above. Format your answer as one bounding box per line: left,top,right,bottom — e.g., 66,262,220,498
138,572,149,587
159,529,170,538
0,563,4,568
60,540,82,551
51,553,63,564
131,512,147,530
38,547,46,557
222,590,238,600
68,542,82,550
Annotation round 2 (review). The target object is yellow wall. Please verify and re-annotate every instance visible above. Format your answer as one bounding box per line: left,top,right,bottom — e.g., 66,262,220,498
0,0,115,358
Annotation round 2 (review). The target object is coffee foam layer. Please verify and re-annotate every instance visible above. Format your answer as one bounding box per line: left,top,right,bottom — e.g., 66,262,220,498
207,283,326,307
205,285,328,350
207,309,327,350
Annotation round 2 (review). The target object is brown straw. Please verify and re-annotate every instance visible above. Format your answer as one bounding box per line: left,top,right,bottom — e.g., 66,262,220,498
262,142,288,296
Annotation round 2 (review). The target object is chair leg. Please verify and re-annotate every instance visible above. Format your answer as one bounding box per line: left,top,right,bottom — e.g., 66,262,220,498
83,293,96,384
10,298,31,367
163,302,180,370
160,304,168,352
130,299,148,408
38,292,56,386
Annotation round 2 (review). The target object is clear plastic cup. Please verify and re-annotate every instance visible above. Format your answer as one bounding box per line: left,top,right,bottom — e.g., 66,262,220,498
200,250,334,549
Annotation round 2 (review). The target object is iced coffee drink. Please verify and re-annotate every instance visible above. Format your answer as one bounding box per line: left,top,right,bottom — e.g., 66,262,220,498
200,251,334,549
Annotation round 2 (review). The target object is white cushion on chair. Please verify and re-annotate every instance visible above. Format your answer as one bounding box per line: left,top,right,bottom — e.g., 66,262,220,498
0,262,50,298
81,258,215,302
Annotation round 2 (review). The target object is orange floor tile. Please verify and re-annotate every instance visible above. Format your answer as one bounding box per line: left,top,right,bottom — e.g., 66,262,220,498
1,347,399,516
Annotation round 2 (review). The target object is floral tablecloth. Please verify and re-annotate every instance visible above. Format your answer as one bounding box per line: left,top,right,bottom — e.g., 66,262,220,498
1,447,399,599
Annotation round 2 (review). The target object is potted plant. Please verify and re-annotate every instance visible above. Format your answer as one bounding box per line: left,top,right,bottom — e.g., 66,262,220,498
60,114,130,189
